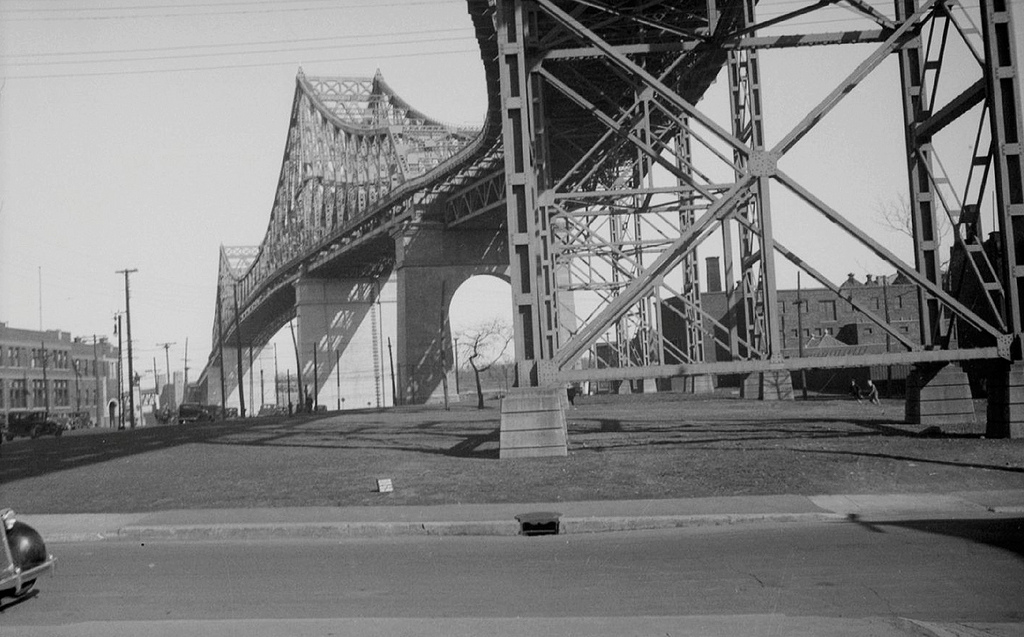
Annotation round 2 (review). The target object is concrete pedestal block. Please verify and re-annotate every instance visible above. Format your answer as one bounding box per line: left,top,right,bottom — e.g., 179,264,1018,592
740,373,760,399
986,362,1024,439
904,363,978,433
670,375,715,394
499,387,568,459
741,372,794,400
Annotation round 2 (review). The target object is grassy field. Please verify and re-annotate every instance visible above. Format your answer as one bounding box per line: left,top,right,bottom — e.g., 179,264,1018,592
2,392,1023,514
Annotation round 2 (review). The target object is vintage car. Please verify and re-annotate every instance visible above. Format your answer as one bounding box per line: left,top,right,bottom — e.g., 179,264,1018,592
177,403,216,424
58,410,94,431
258,404,288,417
0,509,56,600
3,411,65,441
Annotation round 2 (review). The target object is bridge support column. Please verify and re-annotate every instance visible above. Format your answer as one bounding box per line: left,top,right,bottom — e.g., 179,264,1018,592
904,363,979,433
986,362,1024,438
394,222,508,405
295,275,396,411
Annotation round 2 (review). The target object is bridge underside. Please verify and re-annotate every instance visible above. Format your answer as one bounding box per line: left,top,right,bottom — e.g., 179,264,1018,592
202,0,1024,438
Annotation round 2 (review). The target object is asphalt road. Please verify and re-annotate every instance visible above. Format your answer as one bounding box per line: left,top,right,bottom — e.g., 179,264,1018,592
4,518,1023,636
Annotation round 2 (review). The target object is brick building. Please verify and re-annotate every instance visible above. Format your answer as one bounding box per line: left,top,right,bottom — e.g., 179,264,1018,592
663,265,923,394
0,322,120,428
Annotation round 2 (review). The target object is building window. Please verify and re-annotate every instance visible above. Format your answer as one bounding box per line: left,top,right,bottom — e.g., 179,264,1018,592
32,380,47,408
791,329,799,337
900,325,910,333
54,380,69,407
824,327,833,335
897,295,904,309
872,297,880,309
865,327,874,334
10,380,27,408
819,300,837,321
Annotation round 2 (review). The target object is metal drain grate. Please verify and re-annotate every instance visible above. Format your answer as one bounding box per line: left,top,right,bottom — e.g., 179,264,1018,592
515,511,561,536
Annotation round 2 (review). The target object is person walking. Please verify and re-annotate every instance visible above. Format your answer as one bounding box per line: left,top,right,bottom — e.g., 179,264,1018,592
864,379,880,405
849,379,862,403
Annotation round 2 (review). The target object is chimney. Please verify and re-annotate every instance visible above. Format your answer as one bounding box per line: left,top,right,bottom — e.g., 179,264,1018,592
706,256,722,293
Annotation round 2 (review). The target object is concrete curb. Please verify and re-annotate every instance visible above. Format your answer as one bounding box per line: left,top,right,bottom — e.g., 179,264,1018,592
117,520,522,540
561,511,844,534
30,490,1024,544
107,511,844,542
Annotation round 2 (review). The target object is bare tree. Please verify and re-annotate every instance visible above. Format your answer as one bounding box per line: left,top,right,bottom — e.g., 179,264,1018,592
457,320,513,409
875,193,951,243
875,193,953,272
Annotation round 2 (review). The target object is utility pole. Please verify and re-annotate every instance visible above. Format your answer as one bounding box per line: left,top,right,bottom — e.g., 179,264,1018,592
286,369,293,415
115,313,124,429
387,337,396,407
249,344,254,414
312,347,318,411
274,343,279,406
216,288,227,417
71,359,82,412
93,335,101,427
454,337,460,396
40,341,50,413
157,342,176,411
232,284,246,418
182,338,189,404
116,268,138,428
152,358,159,416
288,320,303,410
796,273,807,400
882,275,893,397
336,349,341,410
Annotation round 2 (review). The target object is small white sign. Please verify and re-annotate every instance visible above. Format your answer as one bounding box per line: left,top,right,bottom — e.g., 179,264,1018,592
377,478,394,493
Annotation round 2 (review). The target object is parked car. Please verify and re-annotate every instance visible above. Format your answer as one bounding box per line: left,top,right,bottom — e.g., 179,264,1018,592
3,411,65,441
258,404,287,417
62,410,94,430
177,403,215,424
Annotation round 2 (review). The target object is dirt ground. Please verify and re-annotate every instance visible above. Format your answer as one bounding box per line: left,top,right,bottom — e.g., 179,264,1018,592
2,392,1023,514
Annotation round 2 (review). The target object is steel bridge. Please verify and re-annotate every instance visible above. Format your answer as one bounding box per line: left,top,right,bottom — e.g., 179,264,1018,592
201,0,1024,448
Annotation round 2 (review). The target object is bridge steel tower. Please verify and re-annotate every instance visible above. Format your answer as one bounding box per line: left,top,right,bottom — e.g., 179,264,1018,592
494,0,1024,444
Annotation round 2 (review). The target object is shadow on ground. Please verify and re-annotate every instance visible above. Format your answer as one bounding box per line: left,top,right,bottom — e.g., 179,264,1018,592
849,516,1024,561
1,395,1019,486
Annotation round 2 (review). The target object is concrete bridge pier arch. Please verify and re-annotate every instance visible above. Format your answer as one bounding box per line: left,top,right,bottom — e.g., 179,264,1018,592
393,222,509,406
294,274,397,412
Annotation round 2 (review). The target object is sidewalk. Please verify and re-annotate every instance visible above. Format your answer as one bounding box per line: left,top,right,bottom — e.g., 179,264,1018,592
22,489,1024,543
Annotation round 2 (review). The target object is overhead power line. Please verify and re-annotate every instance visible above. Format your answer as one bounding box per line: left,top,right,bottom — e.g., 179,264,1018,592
1,0,462,21
3,47,480,80
4,33,476,67
2,27,469,59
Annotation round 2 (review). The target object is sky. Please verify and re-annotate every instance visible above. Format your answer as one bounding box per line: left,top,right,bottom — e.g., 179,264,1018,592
2,0,1023,384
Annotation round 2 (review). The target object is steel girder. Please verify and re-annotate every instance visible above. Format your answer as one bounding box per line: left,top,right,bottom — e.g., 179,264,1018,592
496,0,1024,386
